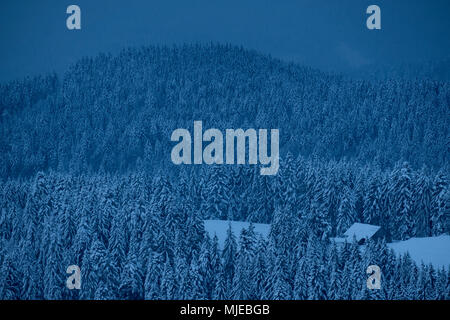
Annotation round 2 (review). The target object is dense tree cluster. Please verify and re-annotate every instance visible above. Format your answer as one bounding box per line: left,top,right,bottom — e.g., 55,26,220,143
0,162,448,299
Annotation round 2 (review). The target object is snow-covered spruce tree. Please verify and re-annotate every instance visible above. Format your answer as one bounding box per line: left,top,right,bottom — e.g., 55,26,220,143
222,223,237,291
395,162,415,240
363,172,382,225
414,168,433,236
198,237,215,299
213,267,228,300
431,170,449,236
159,257,176,299
0,252,22,299
336,184,357,235
307,171,332,240
269,246,291,300
201,166,230,220
119,233,144,299
251,237,269,299
326,243,342,300
22,172,52,299
144,252,164,300
43,219,65,300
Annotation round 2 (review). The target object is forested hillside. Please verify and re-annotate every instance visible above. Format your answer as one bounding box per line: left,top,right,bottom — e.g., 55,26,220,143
0,44,449,299
0,44,448,178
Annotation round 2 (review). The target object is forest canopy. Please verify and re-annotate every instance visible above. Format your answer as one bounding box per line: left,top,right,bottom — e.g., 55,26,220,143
0,44,449,300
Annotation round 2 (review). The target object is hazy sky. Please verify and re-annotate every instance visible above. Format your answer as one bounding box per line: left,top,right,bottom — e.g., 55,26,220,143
1,0,449,82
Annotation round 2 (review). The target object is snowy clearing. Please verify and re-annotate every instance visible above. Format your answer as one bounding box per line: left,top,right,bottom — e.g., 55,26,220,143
204,220,449,269
387,235,450,270
203,220,270,248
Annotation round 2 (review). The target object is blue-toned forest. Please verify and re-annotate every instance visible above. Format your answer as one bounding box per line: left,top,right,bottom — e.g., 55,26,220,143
0,44,449,299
